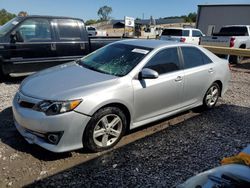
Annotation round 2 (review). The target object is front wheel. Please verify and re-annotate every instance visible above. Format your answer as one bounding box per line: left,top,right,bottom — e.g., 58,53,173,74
202,83,220,109
83,107,127,152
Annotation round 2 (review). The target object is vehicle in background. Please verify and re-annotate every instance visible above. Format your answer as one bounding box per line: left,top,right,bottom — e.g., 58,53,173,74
160,28,204,45
13,39,231,153
86,26,107,36
0,16,121,80
200,25,250,64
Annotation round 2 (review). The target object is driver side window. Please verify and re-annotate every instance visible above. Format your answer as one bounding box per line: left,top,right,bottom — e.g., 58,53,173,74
15,19,52,42
144,47,181,75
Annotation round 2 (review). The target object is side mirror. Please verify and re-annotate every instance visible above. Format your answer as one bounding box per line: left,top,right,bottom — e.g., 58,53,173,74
10,32,17,43
10,31,23,43
139,68,159,79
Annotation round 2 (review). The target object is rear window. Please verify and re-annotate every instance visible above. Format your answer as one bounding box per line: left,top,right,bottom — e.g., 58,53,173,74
216,27,248,36
162,29,189,36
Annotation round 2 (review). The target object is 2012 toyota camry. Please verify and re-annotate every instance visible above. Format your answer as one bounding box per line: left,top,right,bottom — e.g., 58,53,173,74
12,39,231,152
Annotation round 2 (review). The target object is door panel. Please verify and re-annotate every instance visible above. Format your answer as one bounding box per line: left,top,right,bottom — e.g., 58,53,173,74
132,71,184,122
7,43,57,73
182,64,214,106
6,18,57,73
181,47,215,106
132,47,184,123
53,19,88,61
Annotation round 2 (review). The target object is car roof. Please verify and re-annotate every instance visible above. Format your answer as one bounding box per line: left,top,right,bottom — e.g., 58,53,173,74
18,15,83,22
222,25,250,27
163,27,198,31
117,39,191,49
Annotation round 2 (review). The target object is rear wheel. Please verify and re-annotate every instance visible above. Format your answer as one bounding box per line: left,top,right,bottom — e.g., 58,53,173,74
83,107,127,152
229,55,244,64
202,83,220,109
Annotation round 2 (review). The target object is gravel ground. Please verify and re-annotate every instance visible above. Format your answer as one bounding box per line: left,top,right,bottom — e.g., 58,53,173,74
0,62,250,188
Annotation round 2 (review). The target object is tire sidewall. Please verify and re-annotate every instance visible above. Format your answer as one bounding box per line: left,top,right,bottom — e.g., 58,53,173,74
83,107,127,152
203,83,220,109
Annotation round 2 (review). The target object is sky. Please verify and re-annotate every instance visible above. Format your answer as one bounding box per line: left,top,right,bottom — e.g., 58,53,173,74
1,0,250,20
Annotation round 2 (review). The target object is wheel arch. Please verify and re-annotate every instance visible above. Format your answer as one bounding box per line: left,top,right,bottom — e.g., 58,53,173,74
239,44,246,49
89,102,132,132
213,80,223,96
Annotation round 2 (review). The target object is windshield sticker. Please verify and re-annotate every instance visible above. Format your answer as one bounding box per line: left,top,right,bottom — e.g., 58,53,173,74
12,21,19,25
132,48,149,54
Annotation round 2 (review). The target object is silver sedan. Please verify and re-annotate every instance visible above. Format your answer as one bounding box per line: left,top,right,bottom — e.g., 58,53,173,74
12,39,231,152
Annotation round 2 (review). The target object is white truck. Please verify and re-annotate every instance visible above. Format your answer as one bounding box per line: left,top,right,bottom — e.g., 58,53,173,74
160,27,204,45
86,26,107,37
200,25,250,64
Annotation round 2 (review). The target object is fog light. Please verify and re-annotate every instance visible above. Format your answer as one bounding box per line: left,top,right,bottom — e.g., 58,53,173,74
47,134,59,144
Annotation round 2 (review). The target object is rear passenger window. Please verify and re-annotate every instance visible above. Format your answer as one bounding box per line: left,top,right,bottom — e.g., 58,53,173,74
182,47,212,69
182,30,190,36
192,30,203,37
56,19,81,40
144,47,180,75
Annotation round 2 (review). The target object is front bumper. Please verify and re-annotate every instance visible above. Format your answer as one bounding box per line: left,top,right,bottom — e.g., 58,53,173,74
12,92,91,153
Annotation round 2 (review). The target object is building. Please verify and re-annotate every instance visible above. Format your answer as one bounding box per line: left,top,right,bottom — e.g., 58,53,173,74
111,18,184,29
196,4,250,35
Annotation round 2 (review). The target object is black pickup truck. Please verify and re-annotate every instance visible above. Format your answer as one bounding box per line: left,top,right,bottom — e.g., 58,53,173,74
0,15,123,79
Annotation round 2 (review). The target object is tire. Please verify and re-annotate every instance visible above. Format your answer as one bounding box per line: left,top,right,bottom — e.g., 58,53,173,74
83,107,127,152
202,83,220,109
0,64,6,83
229,55,243,64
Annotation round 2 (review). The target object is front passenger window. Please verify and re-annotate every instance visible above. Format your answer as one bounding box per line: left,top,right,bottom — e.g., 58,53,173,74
144,47,180,75
15,19,52,42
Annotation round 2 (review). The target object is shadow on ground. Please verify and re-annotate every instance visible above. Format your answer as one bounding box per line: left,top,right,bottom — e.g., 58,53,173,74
232,58,250,71
1,76,26,85
24,104,250,187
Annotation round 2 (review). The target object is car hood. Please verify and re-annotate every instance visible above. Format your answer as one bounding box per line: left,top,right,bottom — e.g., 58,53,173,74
20,62,118,100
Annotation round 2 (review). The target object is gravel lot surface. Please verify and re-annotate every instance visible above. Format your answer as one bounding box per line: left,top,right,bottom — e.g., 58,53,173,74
0,62,250,188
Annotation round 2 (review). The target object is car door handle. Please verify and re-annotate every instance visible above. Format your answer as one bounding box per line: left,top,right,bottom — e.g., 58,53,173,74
51,43,56,51
175,76,183,82
80,43,85,50
208,68,214,73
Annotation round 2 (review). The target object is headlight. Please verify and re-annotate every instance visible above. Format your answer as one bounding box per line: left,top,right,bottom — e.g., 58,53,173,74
34,99,82,116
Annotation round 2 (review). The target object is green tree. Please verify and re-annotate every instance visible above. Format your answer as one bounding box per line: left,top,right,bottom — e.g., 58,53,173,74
0,9,16,25
187,12,197,22
97,5,112,21
85,19,97,25
163,12,197,23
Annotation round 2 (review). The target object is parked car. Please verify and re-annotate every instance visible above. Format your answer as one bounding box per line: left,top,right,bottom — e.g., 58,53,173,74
12,39,231,153
160,27,204,45
200,25,250,64
86,26,107,36
0,16,121,80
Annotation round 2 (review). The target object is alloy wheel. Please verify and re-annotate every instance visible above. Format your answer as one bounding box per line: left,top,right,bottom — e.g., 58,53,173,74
93,114,123,147
205,85,219,107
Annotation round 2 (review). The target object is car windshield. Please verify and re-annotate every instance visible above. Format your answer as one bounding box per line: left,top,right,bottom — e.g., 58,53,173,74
79,43,152,77
0,17,22,37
